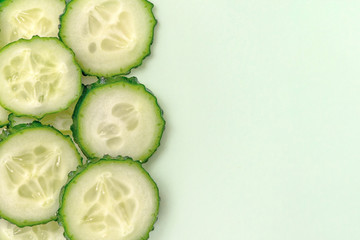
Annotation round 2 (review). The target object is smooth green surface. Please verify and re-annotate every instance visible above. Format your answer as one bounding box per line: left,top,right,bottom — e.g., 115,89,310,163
131,0,360,239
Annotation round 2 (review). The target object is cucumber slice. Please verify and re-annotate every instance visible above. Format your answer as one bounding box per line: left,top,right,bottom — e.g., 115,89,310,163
8,113,35,126
72,76,165,162
59,0,156,76
0,0,66,48
59,157,159,240
41,102,76,136
8,102,76,136
0,122,81,227
0,219,65,240
0,106,9,127
0,36,82,118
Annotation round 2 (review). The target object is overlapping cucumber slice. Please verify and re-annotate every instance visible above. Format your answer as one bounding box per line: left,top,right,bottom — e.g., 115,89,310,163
8,102,76,136
0,106,9,127
0,122,81,226
0,36,82,118
0,219,65,240
72,76,165,162
59,157,159,240
0,0,66,48
59,0,156,76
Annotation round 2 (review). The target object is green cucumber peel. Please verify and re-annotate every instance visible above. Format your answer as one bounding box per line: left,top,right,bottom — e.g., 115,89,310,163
58,156,160,240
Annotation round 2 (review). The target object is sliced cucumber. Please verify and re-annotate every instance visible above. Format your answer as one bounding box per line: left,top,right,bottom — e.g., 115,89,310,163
0,0,66,48
59,157,159,240
8,102,76,136
72,76,165,162
0,36,82,118
8,113,35,126
0,219,65,240
41,102,76,136
59,0,156,76
0,122,81,227
0,106,9,127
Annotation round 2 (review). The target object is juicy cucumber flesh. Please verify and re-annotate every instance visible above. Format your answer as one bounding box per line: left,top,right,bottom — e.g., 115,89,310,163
59,158,159,240
0,37,82,118
0,219,65,240
72,76,165,162
0,123,81,226
59,0,156,76
0,0,66,48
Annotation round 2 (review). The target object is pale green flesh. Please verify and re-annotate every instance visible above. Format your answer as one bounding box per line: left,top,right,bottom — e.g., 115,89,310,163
60,0,156,76
0,127,81,226
0,219,65,240
61,160,158,240
76,83,164,162
0,0,66,48
0,37,81,118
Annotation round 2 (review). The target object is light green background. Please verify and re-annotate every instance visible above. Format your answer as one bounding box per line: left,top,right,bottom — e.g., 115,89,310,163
132,0,360,239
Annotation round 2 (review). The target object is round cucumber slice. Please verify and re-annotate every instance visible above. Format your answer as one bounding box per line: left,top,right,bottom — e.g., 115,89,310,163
0,36,82,119
59,157,159,240
0,122,81,227
59,0,156,76
0,0,66,48
0,219,65,240
72,76,165,162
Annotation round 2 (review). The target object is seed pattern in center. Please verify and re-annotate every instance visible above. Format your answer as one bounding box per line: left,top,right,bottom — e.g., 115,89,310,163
3,50,63,104
97,103,139,150
81,173,137,237
4,145,62,207
11,8,53,42
86,0,135,53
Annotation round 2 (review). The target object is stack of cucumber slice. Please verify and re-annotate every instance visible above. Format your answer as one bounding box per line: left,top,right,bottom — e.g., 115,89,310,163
0,0,164,239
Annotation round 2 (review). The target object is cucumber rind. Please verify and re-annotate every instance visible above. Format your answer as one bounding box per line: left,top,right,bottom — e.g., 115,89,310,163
58,156,159,240
71,75,165,163
0,122,82,227
59,0,157,77
0,36,83,119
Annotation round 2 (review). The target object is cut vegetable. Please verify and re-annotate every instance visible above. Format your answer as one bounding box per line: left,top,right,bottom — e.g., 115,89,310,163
8,113,35,126
59,157,159,240
59,0,157,76
0,0,66,48
0,219,65,240
0,106,9,127
8,102,76,136
41,102,76,136
0,36,82,118
72,76,165,162
0,122,81,226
